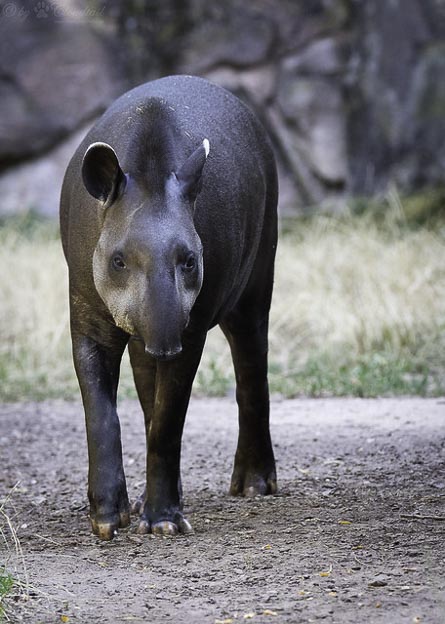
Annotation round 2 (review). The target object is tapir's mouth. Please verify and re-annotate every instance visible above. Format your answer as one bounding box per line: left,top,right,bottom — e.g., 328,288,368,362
144,345,182,361
129,336,182,361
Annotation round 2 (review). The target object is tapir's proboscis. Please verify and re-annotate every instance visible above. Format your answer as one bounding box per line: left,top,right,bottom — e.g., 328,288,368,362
60,75,278,540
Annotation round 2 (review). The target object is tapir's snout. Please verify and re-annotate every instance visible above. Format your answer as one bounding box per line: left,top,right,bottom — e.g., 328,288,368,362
144,344,182,361
136,288,188,363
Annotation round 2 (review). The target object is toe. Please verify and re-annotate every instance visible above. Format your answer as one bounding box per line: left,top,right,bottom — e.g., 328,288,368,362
229,478,243,496
244,483,267,497
131,498,143,515
136,519,150,534
119,511,131,528
176,516,194,535
152,520,178,536
91,519,118,541
230,471,277,497
267,477,278,495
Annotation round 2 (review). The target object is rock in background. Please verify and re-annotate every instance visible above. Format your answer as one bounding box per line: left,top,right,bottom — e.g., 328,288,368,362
0,0,444,216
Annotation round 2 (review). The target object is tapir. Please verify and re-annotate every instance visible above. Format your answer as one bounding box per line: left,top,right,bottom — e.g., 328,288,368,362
60,75,278,540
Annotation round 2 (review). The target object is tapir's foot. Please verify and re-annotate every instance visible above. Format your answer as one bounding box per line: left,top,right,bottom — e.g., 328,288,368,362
229,462,277,497
90,509,131,541
89,483,131,540
136,510,193,536
131,488,192,536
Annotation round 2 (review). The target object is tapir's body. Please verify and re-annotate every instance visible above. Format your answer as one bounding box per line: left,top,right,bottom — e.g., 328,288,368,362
60,75,278,540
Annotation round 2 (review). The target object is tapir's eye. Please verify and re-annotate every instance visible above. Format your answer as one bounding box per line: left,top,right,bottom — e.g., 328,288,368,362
182,253,196,272
112,255,126,271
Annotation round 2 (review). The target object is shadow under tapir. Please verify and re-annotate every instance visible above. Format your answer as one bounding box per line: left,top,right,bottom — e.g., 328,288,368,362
60,75,278,540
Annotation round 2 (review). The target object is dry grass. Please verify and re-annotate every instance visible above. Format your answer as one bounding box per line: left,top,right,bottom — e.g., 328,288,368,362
0,207,444,401
0,221,75,400
0,486,29,621
277,220,443,358
198,210,445,396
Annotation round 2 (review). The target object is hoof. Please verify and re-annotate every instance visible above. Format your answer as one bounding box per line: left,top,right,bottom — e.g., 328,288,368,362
91,518,118,541
152,521,178,536
230,472,277,497
176,515,194,535
136,519,150,535
136,514,194,536
119,510,131,528
90,510,130,540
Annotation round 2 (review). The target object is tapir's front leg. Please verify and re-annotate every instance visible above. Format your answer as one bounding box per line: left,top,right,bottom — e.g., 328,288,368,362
72,329,130,540
137,333,206,536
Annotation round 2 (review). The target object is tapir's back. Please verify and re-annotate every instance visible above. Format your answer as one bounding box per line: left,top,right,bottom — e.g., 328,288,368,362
62,74,276,226
87,75,274,173
134,75,266,145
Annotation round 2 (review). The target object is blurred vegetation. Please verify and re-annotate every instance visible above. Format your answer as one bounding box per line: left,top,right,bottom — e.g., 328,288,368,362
0,194,444,402
0,569,14,620
0,486,28,621
348,185,445,226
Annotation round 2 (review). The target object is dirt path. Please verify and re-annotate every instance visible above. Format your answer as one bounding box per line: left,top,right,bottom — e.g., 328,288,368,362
1,398,444,623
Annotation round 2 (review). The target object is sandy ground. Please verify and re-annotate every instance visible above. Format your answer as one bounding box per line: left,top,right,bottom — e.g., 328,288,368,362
1,397,445,624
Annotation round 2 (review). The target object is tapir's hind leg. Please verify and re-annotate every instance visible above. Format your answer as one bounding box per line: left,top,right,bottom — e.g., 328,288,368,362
128,338,157,514
220,233,278,497
221,311,277,497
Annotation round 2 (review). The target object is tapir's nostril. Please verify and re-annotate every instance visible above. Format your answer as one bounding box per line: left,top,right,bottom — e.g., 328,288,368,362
144,345,182,361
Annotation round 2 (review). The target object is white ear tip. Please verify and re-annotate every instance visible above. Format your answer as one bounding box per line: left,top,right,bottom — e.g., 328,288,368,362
84,141,116,157
203,138,210,158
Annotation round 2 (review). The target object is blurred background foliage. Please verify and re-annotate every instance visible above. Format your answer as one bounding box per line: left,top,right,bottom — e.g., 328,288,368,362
1,0,445,215
0,0,444,400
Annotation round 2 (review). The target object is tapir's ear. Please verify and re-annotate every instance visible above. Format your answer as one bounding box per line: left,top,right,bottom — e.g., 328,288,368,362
81,142,125,204
175,139,210,202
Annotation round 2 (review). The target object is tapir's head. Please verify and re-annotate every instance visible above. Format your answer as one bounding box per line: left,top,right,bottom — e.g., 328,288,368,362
81,138,210,360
